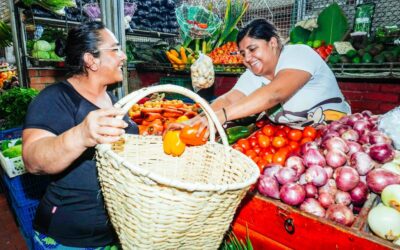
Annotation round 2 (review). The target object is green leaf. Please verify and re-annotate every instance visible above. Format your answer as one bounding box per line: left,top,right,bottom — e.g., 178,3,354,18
225,28,239,43
289,26,311,44
310,3,349,45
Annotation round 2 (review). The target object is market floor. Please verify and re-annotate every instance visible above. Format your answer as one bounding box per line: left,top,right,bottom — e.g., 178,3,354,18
0,193,28,249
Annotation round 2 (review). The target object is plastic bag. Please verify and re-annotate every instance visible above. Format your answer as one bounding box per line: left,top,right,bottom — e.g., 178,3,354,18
378,106,400,150
190,53,214,92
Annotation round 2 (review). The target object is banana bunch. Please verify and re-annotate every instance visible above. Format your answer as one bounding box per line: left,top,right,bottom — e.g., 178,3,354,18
0,21,12,48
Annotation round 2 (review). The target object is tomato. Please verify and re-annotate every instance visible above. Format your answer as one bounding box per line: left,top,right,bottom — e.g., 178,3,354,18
257,135,270,148
253,146,261,155
262,125,275,137
283,126,291,134
288,140,300,151
256,120,266,128
237,138,250,151
300,136,313,145
257,158,269,172
232,144,244,153
303,126,317,140
245,149,257,160
275,129,287,137
249,136,258,148
265,154,273,164
272,136,287,148
288,129,303,141
272,150,288,165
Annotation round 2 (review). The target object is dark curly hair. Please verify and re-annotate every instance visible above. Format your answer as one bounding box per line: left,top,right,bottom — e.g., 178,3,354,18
237,18,282,48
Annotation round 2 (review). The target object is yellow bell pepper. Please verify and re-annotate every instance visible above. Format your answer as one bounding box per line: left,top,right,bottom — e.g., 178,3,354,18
175,115,189,123
163,130,186,157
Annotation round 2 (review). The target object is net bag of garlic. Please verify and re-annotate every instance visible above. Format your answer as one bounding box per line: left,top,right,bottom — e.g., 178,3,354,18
190,52,215,91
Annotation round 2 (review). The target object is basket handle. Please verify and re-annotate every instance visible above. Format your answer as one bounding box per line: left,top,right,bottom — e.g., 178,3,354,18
115,84,228,146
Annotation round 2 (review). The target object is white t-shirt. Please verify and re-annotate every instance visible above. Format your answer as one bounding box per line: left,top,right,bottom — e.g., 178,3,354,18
233,44,351,127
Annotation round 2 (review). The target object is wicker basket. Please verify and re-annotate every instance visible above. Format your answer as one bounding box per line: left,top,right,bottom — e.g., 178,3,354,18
96,85,259,249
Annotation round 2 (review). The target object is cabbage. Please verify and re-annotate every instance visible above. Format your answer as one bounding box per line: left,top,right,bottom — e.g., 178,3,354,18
49,51,62,60
32,50,50,59
33,40,52,52
50,41,56,51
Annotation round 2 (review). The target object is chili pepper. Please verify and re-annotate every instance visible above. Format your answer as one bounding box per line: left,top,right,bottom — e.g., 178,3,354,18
179,124,207,146
226,124,255,145
163,130,186,157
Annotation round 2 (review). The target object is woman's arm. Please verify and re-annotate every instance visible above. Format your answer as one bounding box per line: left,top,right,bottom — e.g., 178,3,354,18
221,69,311,122
22,108,128,175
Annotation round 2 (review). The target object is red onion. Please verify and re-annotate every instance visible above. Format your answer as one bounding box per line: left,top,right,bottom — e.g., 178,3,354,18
369,131,392,145
335,190,352,206
304,183,318,198
347,141,363,156
300,198,326,218
366,168,400,193
349,181,369,205
326,149,347,168
346,113,363,127
353,120,371,136
326,204,355,226
338,125,352,136
303,149,326,167
319,179,338,196
322,131,341,142
258,175,280,199
301,141,319,155
328,121,344,131
341,129,359,142
369,143,395,164
318,192,335,208
361,110,373,118
350,151,375,176
280,183,306,206
305,165,329,187
285,156,305,177
324,167,334,179
276,167,298,185
358,132,370,145
323,137,349,153
334,166,360,191
298,173,307,185
339,116,350,125
262,164,282,178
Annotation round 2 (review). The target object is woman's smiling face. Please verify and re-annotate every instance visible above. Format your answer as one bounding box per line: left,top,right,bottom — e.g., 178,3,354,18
238,35,279,77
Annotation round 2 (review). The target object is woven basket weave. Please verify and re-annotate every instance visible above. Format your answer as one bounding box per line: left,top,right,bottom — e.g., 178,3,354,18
96,85,259,249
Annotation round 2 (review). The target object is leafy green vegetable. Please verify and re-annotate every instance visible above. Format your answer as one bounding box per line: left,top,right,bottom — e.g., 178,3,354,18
33,40,52,52
0,88,39,130
22,0,77,16
32,50,51,59
310,3,349,45
2,144,22,158
290,26,311,44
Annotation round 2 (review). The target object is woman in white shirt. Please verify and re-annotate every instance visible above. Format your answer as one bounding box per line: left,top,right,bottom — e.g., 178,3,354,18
208,18,351,128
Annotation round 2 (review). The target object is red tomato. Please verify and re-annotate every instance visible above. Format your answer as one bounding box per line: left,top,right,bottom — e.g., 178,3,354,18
288,140,300,151
253,146,261,155
257,135,270,148
232,144,244,153
272,150,288,165
288,129,303,141
254,130,264,138
257,158,269,172
274,129,287,137
272,136,287,148
303,126,317,140
237,138,250,151
256,120,266,128
262,125,275,137
265,154,273,164
300,136,313,145
249,136,258,148
245,149,257,160
283,126,291,134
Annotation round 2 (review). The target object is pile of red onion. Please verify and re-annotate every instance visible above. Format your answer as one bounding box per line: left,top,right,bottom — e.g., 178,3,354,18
257,111,400,227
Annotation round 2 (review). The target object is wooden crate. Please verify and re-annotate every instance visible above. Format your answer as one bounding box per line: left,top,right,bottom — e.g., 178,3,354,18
232,192,399,249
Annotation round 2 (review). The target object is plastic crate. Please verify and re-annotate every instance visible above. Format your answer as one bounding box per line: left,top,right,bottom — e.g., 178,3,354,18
2,173,50,207
0,127,22,141
0,152,26,178
159,77,193,100
10,193,39,241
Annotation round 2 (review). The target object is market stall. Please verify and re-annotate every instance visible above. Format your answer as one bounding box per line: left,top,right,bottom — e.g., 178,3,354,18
0,0,400,249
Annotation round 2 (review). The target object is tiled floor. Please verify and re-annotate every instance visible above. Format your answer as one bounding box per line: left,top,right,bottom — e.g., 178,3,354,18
0,193,29,250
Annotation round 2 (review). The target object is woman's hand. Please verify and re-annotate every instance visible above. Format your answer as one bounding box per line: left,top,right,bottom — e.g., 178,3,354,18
79,107,128,147
164,113,210,141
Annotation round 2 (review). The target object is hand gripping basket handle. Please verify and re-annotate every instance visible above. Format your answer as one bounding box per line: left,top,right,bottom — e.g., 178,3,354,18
115,84,228,145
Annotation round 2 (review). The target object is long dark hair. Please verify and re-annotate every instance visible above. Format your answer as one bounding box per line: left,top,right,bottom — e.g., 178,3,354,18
55,21,105,75
237,18,281,48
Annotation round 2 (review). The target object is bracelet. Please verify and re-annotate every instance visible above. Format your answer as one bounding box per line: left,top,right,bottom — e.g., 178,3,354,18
222,108,228,123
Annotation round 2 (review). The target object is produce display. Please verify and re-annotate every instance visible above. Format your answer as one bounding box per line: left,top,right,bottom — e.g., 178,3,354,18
0,63,17,90
0,21,12,48
227,110,400,230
